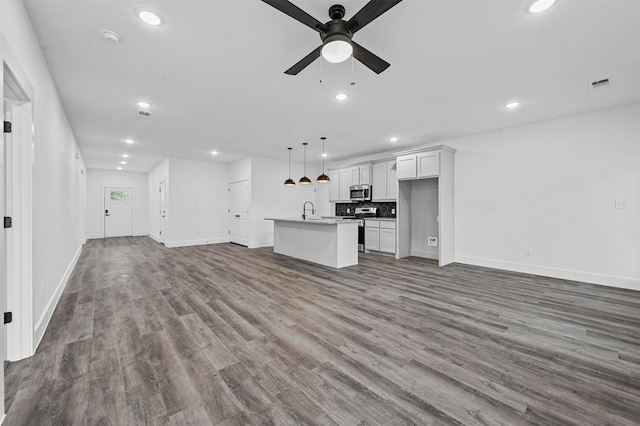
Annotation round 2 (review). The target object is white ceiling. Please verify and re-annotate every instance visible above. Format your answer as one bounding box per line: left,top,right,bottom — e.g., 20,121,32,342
23,0,640,172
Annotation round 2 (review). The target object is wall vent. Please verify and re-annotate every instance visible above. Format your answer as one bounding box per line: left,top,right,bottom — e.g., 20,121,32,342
589,78,612,90
138,110,152,118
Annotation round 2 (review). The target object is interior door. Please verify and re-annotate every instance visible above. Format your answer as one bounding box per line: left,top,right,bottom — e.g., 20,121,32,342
159,180,166,242
104,187,133,237
229,180,249,246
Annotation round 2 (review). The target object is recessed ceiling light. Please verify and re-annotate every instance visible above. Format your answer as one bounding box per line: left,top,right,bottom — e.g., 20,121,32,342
117,167,122,170
125,139,134,144
120,161,127,165
137,101,151,108
335,93,348,101
122,154,129,158
505,101,520,109
322,153,328,158
101,30,120,43
138,10,162,26
390,136,398,142
211,151,218,155
529,0,556,13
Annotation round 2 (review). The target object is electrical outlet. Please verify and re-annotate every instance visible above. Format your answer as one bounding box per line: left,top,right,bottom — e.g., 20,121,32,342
615,200,629,209
428,237,438,247
525,248,533,256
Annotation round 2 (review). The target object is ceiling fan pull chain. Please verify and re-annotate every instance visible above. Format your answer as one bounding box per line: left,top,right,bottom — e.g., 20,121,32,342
351,56,356,86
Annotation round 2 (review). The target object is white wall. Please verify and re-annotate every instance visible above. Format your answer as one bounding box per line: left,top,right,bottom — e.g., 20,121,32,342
1,0,86,347
250,157,322,247
166,158,229,247
148,158,169,241
449,103,639,290
85,170,148,239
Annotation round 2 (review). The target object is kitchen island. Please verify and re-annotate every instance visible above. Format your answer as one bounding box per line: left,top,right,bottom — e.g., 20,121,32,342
265,218,359,268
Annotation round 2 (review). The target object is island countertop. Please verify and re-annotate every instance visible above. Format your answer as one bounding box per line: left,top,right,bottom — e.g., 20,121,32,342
265,217,359,225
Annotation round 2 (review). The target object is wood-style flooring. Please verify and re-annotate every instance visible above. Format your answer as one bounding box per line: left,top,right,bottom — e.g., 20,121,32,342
4,237,640,425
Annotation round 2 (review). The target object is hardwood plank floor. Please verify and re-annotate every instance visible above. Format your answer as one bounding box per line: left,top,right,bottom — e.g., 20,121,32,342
4,236,640,425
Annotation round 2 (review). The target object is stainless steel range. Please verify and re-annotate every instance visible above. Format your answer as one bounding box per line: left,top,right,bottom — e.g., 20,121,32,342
355,207,377,252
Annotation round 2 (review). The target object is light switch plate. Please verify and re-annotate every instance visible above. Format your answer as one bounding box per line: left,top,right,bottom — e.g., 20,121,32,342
615,200,629,209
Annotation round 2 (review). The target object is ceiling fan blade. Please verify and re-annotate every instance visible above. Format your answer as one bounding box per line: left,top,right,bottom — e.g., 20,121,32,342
346,0,402,34
352,41,390,74
284,46,322,75
262,0,326,34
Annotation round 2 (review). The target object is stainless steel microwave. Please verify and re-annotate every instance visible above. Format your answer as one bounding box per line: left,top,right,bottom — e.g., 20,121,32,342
350,184,371,201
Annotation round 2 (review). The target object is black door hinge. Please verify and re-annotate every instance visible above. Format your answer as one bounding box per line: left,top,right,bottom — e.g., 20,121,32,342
4,121,11,133
4,312,12,324
4,217,12,229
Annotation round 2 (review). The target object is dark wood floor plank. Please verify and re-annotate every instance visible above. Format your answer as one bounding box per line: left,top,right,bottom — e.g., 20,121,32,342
4,236,640,425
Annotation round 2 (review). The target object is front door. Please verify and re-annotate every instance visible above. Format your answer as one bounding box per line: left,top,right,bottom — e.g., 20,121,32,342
104,187,133,237
229,180,249,246
159,180,166,242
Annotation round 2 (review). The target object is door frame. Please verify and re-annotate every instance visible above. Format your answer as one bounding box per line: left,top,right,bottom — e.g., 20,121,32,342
103,186,135,238
228,179,250,246
159,179,166,243
2,34,36,368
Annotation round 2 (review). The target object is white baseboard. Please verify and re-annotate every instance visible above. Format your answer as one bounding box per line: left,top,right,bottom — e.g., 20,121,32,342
85,233,102,240
34,244,83,349
411,248,439,260
133,231,148,237
164,237,229,248
148,233,162,243
249,240,273,249
455,255,640,292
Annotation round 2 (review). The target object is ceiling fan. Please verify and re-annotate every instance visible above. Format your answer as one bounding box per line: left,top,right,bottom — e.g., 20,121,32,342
262,0,402,75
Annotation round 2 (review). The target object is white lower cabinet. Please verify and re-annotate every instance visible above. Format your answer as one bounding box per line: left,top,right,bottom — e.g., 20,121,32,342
365,220,396,254
365,225,380,251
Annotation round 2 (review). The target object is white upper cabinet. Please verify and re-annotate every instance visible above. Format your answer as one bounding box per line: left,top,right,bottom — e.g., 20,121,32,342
397,155,417,180
417,152,440,178
372,160,397,201
328,163,372,202
329,170,340,201
339,169,351,201
397,151,440,180
359,165,371,185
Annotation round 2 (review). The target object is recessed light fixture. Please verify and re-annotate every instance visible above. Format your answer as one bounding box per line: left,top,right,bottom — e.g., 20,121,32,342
505,101,520,109
101,30,120,43
122,154,129,158
529,0,556,13
120,161,127,165
117,167,123,170
137,101,151,109
125,139,134,144
322,153,328,158
335,93,348,101
390,136,399,142
211,151,218,155
138,10,162,26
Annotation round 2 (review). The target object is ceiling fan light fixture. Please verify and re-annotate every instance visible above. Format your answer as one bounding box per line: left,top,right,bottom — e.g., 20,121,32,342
321,35,353,64
529,0,556,13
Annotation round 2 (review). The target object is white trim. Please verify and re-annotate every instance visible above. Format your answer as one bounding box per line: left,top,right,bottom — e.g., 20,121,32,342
133,231,148,237
148,232,162,243
164,237,229,248
33,244,83,348
249,240,273,249
455,255,640,292
411,248,439,260
85,233,103,240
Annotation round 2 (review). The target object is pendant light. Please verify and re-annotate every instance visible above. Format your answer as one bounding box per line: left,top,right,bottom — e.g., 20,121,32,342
284,147,295,186
317,137,330,183
299,142,311,184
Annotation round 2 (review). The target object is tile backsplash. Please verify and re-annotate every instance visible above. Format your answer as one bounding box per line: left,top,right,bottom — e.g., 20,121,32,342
336,202,396,218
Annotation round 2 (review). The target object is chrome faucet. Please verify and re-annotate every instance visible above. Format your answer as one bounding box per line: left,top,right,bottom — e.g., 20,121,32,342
302,201,315,220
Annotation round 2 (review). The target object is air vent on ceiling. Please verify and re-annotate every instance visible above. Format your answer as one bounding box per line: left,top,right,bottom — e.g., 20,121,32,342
589,78,612,90
138,110,152,118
